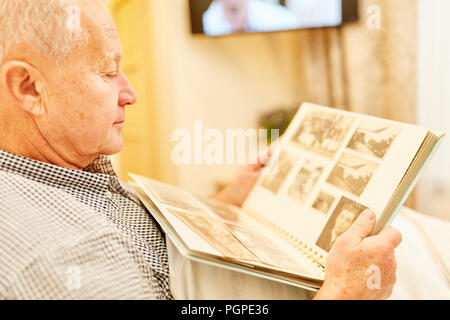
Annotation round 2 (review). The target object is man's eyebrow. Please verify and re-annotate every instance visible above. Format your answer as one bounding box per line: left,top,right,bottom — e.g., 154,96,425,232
115,53,122,64
101,51,121,66
104,28,122,64
110,52,121,65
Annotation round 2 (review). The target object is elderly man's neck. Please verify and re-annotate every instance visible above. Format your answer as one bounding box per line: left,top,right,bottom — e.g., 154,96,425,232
0,122,97,171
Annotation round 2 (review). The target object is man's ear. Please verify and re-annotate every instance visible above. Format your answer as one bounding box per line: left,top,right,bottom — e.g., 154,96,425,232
0,61,48,116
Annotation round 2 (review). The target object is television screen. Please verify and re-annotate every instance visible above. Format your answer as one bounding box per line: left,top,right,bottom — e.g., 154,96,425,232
190,0,358,36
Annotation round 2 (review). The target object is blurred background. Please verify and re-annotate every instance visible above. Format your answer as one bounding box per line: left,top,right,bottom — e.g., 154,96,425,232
107,0,449,221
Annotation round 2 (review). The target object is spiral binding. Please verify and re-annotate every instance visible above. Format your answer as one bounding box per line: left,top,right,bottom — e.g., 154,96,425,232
245,209,326,271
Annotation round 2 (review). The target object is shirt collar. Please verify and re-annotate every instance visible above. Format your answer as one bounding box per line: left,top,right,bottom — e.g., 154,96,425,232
0,150,125,195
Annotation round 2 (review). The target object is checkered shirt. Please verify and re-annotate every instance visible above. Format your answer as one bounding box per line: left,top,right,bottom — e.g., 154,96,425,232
0,150,172,300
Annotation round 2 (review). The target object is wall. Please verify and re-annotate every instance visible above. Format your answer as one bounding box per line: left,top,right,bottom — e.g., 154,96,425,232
111,0,310,195
417,0,450,220
110,0,427,215
109,0,160,182
158,0,312,194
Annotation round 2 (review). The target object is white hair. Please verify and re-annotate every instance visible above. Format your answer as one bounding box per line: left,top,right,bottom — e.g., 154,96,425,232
0,0,90,64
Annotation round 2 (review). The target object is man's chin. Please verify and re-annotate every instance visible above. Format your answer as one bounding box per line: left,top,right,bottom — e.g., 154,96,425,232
102,138,124,156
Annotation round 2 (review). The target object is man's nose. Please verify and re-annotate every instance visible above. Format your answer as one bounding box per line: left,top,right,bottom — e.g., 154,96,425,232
118,71,138,107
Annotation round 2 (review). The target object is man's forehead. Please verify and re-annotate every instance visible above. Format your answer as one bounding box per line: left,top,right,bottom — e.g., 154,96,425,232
79,1,122,64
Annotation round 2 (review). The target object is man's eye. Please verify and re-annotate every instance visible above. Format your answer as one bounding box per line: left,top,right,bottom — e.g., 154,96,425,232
103,72,117,79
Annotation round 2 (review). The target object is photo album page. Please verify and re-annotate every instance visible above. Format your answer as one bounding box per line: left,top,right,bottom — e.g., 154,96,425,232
243,103,429,256
131,174,325,280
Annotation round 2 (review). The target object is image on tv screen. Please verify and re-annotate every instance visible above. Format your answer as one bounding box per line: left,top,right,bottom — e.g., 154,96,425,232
190,0,352,36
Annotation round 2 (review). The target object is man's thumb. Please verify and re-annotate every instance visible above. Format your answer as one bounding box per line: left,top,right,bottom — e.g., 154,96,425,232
346,209,376,240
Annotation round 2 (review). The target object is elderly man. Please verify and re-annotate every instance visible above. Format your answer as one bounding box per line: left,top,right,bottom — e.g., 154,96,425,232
0,0,402,300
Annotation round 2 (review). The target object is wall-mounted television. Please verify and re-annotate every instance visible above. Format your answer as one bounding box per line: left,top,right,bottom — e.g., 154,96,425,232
189,0,359,36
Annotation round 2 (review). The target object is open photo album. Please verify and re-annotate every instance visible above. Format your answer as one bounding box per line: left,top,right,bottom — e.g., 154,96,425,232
130,102,445,291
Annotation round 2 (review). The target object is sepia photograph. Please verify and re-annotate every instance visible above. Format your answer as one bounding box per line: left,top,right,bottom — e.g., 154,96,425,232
225,223,306,274
261,150,298,194
291,109,356,158
312,191,336,215
347,119,401,159
140,177,210,214
199,196,240,223
326,152,379,197
169,209,258,261
288,159,325,205
315,197,368,252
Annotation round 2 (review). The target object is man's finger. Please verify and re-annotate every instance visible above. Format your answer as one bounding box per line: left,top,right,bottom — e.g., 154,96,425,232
377,226,402,248
256,138,282,168
345,209,377,240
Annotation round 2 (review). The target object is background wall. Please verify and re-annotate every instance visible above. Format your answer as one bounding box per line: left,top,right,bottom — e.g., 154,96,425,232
416,0,450,220
110,0,310,195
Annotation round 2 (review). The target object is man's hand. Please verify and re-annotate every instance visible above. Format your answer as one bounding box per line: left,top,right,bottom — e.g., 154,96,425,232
212,162,264,207
212,141,277,207
314,210,402,300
